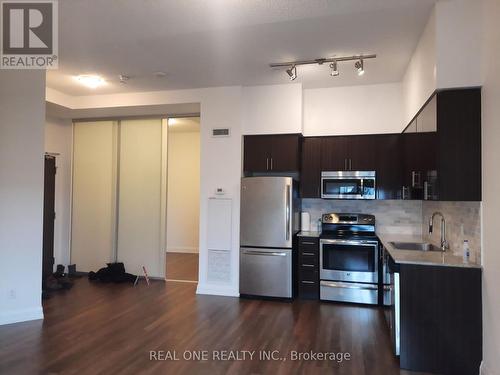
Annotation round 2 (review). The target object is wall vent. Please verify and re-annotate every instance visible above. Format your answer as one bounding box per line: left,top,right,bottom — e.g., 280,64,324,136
212,128,231,137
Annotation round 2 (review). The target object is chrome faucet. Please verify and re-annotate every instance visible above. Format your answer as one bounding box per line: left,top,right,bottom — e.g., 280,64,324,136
429,212,449,251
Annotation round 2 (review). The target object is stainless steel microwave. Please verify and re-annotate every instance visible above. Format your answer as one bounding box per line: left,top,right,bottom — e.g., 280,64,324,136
321,171,376,199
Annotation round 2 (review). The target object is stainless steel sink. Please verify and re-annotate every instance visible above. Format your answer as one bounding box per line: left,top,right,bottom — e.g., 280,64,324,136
389,241,442,252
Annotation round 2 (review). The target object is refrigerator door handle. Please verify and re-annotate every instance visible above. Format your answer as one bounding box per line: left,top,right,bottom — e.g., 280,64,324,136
286,184,291,241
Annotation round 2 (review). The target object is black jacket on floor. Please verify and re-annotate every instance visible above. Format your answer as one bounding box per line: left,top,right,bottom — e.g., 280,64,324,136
88,263,136,283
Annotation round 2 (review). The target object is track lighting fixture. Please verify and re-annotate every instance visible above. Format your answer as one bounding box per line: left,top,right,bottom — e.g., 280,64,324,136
270,54,375,80
330,61,339,77
355,59,364,76
286,65,297,81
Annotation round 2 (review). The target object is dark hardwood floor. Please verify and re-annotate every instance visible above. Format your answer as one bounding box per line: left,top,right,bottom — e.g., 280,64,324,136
166,252,199,281
0,279,429,375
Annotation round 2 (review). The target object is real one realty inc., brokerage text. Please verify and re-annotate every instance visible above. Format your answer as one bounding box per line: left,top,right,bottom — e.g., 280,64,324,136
150,350,352,363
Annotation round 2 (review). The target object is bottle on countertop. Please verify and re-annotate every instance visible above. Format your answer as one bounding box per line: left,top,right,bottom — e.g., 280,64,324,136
463,240,470,263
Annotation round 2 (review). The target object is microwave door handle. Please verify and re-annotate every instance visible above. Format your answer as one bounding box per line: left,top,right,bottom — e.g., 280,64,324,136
360,179,364,196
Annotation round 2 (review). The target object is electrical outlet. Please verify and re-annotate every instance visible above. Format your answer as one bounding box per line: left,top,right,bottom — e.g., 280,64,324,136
8,289,16,299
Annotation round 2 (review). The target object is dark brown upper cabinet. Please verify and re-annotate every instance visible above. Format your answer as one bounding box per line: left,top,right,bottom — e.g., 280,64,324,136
301,137,322,198
350,135,377,171
401,132,438,200
320,136,349,171
375,134,402,200
402,88,481,201
320,135,376,172
243,134,300,174
436,88,481,201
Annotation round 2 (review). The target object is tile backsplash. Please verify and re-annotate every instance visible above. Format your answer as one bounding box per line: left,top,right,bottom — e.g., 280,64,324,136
422,201,481,263
301,199,482,263
301,199,423,236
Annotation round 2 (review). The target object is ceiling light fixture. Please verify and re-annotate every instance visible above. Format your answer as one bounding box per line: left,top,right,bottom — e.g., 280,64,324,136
270,54,375,79
330,61,339,77
286,65,297,81
119,74,130,84
355,59,365,76
75,75,105,89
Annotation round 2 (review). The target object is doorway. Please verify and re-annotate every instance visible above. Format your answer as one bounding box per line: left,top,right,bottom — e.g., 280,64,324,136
165,117,200,282
42,155,56,286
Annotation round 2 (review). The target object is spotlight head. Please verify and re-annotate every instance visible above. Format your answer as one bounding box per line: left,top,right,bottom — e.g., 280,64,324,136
286,65,297,81
355,59,365,76
330,61,339,77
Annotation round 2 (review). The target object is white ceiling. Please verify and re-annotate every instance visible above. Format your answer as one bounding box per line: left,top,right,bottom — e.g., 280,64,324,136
47,0,436,96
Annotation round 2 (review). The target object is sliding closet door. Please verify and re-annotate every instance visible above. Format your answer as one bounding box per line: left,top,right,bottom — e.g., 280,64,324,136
71,121,117,272
117,119,165,277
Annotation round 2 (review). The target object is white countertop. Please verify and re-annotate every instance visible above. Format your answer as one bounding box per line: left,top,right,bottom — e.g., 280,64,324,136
377,233,481,269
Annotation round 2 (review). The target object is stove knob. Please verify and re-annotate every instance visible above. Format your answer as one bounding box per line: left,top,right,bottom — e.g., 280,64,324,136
328,215,333,221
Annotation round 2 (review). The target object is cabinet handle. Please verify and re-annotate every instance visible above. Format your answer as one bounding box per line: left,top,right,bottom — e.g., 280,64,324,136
301,241,316,245
301,264,315,267
270,158,273,170
401,186,409,200
349,158,352,170
266,157,269,171
344,159,348,171
302,252,315,256
301,280,315,285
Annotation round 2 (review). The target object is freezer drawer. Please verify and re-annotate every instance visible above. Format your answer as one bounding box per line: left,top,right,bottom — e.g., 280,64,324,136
240,247,292,298
320,280,378,305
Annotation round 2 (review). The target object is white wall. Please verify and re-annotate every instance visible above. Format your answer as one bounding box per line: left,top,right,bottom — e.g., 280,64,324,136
435,0,482,89
481,0,500,373
47,86,243,296
303,83,404,136
45,116,72,268
167,130,200,253
401,0,483,126
0,71,45,325
402,7,436,126
242,83,302,135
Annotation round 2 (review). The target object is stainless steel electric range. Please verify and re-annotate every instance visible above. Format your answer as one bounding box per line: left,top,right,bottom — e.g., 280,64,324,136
319,213,379,305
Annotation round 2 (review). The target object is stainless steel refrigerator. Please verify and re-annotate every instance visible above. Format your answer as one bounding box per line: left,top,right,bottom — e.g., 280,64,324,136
239,176,300,298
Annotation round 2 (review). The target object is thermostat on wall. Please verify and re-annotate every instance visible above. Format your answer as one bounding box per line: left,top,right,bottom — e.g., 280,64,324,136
215,187,226,195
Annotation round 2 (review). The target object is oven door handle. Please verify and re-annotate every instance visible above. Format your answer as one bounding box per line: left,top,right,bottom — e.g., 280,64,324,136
320,281,378,290
320,239,378,246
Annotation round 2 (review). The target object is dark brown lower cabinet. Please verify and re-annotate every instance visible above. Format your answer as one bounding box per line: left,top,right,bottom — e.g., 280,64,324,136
399,264,482,375
297,237,319,299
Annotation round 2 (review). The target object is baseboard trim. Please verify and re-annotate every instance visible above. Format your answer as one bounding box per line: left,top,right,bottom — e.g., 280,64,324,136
166,247,198,254
196,283,240,297
0,306,44,326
